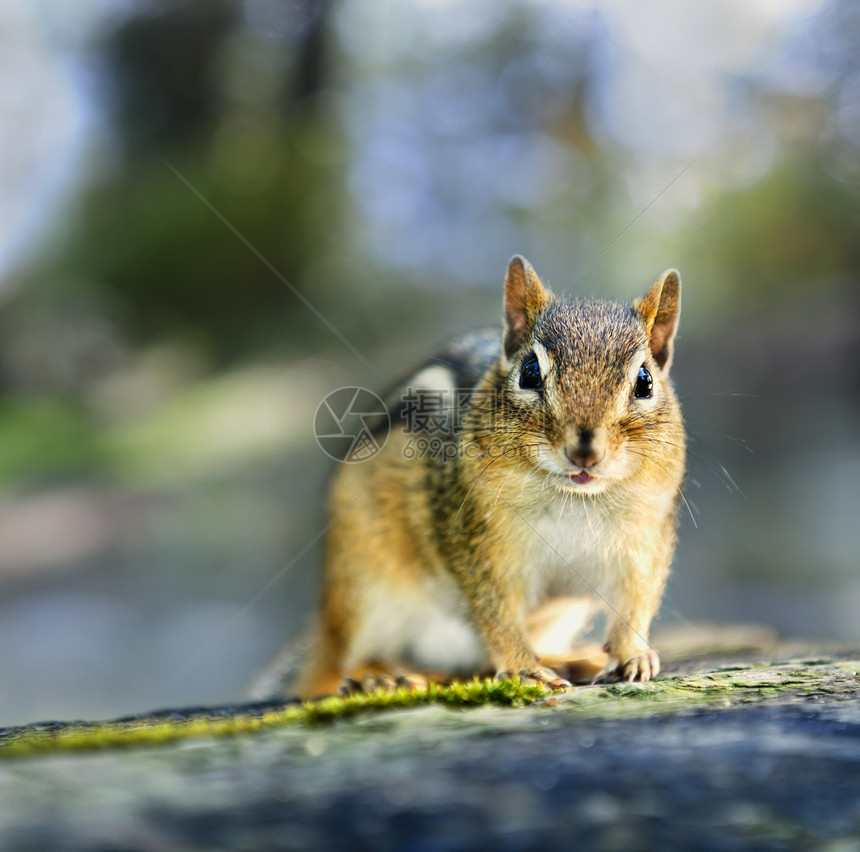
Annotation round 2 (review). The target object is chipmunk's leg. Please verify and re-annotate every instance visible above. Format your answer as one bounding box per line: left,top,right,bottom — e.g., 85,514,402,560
337,585,486,694
294,528,364,698
296,593,427,698
454,566,571,690
598,553,669,683
296,466,398,698
305,564,465,697
294,614,354,699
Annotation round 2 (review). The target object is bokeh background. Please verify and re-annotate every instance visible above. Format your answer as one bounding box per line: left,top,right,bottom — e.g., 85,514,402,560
0,0,857,726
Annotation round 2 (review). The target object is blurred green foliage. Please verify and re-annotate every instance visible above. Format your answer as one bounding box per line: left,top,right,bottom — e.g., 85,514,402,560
685,155,859,310
0,399,100,485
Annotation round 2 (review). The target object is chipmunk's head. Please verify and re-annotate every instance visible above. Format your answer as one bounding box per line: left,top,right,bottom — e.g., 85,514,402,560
498,255,683,495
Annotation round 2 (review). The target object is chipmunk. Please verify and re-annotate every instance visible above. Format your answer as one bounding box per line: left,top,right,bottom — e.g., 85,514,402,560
264,256,685,698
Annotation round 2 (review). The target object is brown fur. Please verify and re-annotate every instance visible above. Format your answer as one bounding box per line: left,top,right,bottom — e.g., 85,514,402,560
278,256,686,698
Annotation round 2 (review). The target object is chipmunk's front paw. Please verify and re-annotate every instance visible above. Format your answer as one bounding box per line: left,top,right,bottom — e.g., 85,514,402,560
595,648,660,684
496,666,571,690
338,673,428,696
338,674,397,696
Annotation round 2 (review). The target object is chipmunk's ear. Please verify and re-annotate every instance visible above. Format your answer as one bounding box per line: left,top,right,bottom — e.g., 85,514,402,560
634,269,681,371
503,255,551,360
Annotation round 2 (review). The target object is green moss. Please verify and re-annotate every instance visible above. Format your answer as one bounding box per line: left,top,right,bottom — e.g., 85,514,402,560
0,678,549,759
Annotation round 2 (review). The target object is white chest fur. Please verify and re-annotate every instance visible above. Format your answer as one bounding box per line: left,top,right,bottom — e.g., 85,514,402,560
518,492,641,604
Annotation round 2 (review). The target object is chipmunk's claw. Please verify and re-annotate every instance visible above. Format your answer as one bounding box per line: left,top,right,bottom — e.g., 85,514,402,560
594,649,660,684
496,667,571,690
395,673,428,691
338,676,362,696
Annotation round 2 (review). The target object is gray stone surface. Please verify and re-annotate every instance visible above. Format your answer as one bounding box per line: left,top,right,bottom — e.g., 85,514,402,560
0,643,859,851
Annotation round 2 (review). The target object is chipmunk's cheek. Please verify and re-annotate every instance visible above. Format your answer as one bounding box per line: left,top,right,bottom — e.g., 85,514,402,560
607,448,637,482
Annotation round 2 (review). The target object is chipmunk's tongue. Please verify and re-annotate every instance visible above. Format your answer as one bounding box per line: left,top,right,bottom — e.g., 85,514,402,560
570,472,593,485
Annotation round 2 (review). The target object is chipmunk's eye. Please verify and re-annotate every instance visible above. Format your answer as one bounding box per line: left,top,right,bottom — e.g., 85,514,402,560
634,366,653,399
519,353,543,390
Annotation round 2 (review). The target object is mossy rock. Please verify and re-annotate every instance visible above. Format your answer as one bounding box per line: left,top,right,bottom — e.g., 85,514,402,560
0,632,858,850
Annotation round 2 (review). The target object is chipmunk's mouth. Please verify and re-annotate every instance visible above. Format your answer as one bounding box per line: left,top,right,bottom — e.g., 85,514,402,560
568,471,594,485
545,466,609,495
554,469,608,494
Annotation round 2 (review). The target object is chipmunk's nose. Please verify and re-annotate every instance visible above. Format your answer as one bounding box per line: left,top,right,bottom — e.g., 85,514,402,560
564,429,605,469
